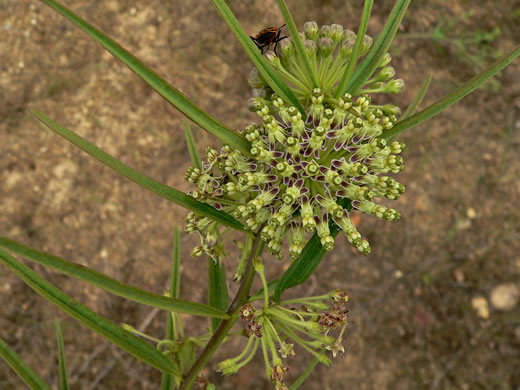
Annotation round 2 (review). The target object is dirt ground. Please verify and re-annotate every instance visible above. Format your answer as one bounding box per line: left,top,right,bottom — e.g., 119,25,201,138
1,0,519,389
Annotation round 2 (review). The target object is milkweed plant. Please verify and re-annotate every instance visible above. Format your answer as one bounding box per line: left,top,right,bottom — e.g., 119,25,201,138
0,0,518,389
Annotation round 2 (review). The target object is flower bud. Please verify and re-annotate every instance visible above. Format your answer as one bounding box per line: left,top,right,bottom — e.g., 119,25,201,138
360,35,373,54
319,24,331,38
340,37,355,58
383,79,405,94
278,37,295,59
343,29,356,42
304,21,319,40
374,66,395,82
264,50,281,68
317,37,334,58
378,52,392,68
330,24,344,44
248,68,266,89
380,104,401,117
303,39,317,57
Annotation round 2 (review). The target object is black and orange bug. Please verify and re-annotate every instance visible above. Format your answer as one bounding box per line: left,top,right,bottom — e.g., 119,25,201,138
250,24,287,55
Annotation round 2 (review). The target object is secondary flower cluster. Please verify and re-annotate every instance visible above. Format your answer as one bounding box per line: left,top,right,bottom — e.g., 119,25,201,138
218,289,350,389
184,21,406,261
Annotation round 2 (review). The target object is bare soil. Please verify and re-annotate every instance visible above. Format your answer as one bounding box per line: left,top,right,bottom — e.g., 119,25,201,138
1,0,519,389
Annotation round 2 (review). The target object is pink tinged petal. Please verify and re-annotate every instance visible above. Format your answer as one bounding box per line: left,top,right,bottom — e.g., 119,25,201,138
327,130,337,139
319,166,328,174
300,187,309,195
322,212,329,223
331,159,343,169
270,187,280,196
214,203,223,210
295,178,304,188
303,148,313,157
272,151,285,159
334,140,344,151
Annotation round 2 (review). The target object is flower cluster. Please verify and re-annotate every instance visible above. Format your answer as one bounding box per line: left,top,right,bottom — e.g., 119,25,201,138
218,289,350,389
185,21,406,261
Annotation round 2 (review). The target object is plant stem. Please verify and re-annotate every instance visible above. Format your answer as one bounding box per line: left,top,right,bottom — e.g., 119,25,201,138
178,230,265,390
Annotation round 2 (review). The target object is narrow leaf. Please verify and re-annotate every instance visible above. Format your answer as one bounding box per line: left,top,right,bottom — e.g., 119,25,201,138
55,320,69,390
276,0,319,88
40,0,251,156
208,258,229,332
0,337,52,390
31,110,245,233
184,122,202,171
289,358,319,390
274,199,352,300
0,237,229,319
160,313,176,390
161,227,181,390
210,0,305,115
383,47,520,140
343,0,410,95
170,227,181,299
402,74,432,119
334,0,374,98
0,249,179,376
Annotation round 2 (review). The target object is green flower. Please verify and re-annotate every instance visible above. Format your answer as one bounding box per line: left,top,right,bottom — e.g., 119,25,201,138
185,22,407,260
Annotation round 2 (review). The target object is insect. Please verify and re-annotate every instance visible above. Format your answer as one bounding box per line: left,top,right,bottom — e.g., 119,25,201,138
250,24,287,55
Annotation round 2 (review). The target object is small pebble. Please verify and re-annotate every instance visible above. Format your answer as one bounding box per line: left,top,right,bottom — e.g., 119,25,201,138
466,207,476,219
490,283,519,311
471,296,489,319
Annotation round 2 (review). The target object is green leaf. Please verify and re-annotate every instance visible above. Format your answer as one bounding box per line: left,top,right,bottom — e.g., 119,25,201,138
334,0,374,98
0,237,229,319
31,110,245,233
40,0,251,156
343,0,410,95
184,122,202,171
383,47,520,140
170,227,182,300
208,258,229,332
0,248,179,376
0,337,52,390
274,199,352,300
276,0,319,88
54,320,69,390
402,74,432,119
160,314,176,390
289,358,319,390
210,0,305,116
160,227,182,390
